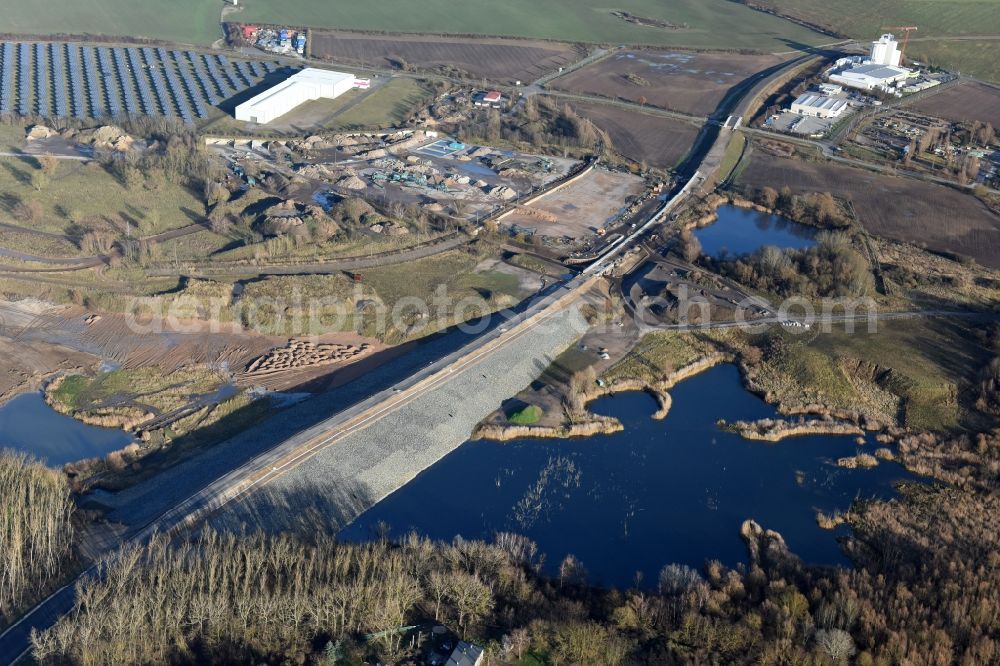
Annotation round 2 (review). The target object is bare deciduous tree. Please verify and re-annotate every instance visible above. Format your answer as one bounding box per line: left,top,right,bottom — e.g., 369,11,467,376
0,453,74,624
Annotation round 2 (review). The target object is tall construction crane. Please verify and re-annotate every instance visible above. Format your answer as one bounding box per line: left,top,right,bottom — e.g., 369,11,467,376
883,26,918,64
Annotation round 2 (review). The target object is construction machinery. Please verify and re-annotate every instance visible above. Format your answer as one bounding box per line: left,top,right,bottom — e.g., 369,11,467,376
883,26,918,64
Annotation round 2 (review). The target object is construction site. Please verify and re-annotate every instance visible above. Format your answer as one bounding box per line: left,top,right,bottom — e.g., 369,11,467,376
207,129,613,239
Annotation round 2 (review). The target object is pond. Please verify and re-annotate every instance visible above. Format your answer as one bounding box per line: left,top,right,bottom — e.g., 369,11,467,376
0,392,134,467
694,205,817,257
340,364,918,588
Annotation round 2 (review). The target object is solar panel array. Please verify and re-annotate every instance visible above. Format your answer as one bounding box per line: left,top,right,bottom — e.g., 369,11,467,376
0,40,281,124
0,43,12,114
17,43,29,116
82,46,104,118
66,43,86,119
96,47,122,118
34,43,47,117
50,43,68,118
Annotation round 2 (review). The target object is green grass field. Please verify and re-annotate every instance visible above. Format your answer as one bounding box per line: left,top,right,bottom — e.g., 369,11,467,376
0,0,222,45
359,248,523,341
320,78,429,131
756,0,1000,81
0,0,827,52
754,317,989,432
508,404,543,425
0,156,206,245
243,0,828,51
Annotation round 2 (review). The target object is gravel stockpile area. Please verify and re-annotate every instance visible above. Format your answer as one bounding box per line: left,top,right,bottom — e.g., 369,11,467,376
213,306,589,534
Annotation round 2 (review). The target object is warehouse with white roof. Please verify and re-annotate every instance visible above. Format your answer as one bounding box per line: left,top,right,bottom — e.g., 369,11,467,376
234,68,355,124
829,63,911,91
790,93,849,119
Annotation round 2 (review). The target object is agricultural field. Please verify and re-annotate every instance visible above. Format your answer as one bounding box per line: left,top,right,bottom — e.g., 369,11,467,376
239,0,828,51
310,32,586,85
0,40,282,124
0,0,223,46
571,102,700,168
1,0,828,51
550,50,786,116
905,81,1000,128
502,168,646,239
735,151,1000,267
901,39,1000,84
739,0,1000,82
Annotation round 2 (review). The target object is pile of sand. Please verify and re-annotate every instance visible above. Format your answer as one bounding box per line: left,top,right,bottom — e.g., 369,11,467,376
77,125,134,151
296,163,343,180
300,135,332,150
337,174,367,190
26,125,57,140
486,185,517,200
370,221,410,236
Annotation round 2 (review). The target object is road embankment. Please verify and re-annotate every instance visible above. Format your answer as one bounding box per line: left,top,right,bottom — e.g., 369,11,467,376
209,304,591,533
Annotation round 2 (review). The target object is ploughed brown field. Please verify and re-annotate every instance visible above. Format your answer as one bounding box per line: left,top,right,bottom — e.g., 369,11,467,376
737,152,1000,268
571,102,700,169
309,31,587,85
551,50,784,116
905,82,1000,129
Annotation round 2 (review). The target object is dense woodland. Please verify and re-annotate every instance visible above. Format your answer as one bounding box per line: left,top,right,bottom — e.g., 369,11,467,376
0,452,75,627
30,425,1000,665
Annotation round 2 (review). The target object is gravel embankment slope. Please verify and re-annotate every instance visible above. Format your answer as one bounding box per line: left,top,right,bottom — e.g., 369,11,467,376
213,306,588,533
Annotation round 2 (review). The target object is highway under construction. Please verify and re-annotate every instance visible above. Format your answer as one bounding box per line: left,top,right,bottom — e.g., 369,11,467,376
0,46,817,666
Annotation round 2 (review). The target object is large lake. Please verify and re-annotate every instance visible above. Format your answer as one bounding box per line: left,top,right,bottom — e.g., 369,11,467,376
694,205,817,257
0,392,133,467
340,364,917,587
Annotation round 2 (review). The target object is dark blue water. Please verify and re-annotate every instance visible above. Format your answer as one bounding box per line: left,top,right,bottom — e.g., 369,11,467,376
340,364,916,587
695,205,817,257
0,392,134,467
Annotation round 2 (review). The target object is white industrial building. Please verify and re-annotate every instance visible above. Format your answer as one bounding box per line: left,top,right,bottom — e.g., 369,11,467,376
790,93,848,119
234,68,355,124
825,33,913,92
869,33,903,67
829,63,912,91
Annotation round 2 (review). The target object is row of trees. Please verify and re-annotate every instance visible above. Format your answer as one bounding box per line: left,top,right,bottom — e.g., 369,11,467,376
0,452,74,625
749,187,851,228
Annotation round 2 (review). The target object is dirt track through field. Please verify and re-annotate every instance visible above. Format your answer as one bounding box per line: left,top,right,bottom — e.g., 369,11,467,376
551,50,785,116
310,32,587,85
571,101,700,168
